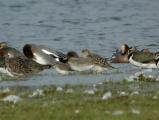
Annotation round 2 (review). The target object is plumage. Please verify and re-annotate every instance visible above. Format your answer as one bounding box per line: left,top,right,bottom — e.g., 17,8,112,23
23,44,67,65
54,62,74,75
0,43,51,77
81,49,113,72
0,42,21,55
111,44,137,63
128,51,158,68
67,51,94,72
5,55,51,77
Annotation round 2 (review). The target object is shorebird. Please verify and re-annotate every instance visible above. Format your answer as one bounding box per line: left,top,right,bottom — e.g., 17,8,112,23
67,51,94,72
53,62,74,75
81,49,113,73
5,50,51,77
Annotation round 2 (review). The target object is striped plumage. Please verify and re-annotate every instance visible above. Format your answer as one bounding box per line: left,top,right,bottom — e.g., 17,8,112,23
5,55,51,77
5,56,33,76
0,43,51,77
81,49,113,72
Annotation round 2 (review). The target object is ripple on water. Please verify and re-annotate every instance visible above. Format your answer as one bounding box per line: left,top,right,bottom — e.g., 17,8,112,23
0,0,159,87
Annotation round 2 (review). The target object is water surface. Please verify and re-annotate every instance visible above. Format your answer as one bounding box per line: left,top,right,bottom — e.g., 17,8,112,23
0,0,159,87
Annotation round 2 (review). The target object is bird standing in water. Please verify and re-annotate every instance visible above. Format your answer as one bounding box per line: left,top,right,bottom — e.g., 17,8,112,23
81,49,113,73
67,51,94,72
5,50,51,77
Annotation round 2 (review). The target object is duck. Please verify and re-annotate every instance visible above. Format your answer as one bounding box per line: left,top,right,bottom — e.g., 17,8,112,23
23,43,77,75
23,44,67,66
128,50,158,69
4,50,51,77
0,42,51,77
67,51,94,72
0,42,23,75
81,49,113,73
111,44,137,63
0,42,22,57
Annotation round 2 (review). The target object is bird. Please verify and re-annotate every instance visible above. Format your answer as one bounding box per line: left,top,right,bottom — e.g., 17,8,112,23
23,44,67,66
0,42,51,77
81,49,113,73
0,42,22,57
111,44,137,63
4,50,51,77
128,50,158,68
53,62,74,75
67,51,94,72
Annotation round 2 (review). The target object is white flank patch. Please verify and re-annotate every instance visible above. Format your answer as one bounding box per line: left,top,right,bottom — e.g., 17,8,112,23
33,53,48,65
42,49,59,58
55,58,60,62
129,55,157,68
3,95,21,104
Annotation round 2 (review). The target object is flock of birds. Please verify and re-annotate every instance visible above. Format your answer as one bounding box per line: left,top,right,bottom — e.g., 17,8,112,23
0,42,159,79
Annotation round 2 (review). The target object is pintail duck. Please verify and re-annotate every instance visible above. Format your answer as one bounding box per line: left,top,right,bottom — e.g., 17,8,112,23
128,50,158,69
111,44,137,63
5,50,51,77
23,44,67,66
81,49,113,73
67,51,94,72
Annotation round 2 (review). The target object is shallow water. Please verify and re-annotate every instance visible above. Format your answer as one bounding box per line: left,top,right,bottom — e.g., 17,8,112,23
0,0,159,87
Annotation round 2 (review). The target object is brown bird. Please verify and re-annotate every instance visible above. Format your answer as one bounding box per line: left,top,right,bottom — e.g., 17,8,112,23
81,49,113,73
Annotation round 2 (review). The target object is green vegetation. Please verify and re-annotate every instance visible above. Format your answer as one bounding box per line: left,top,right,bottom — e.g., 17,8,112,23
0,80,159,120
